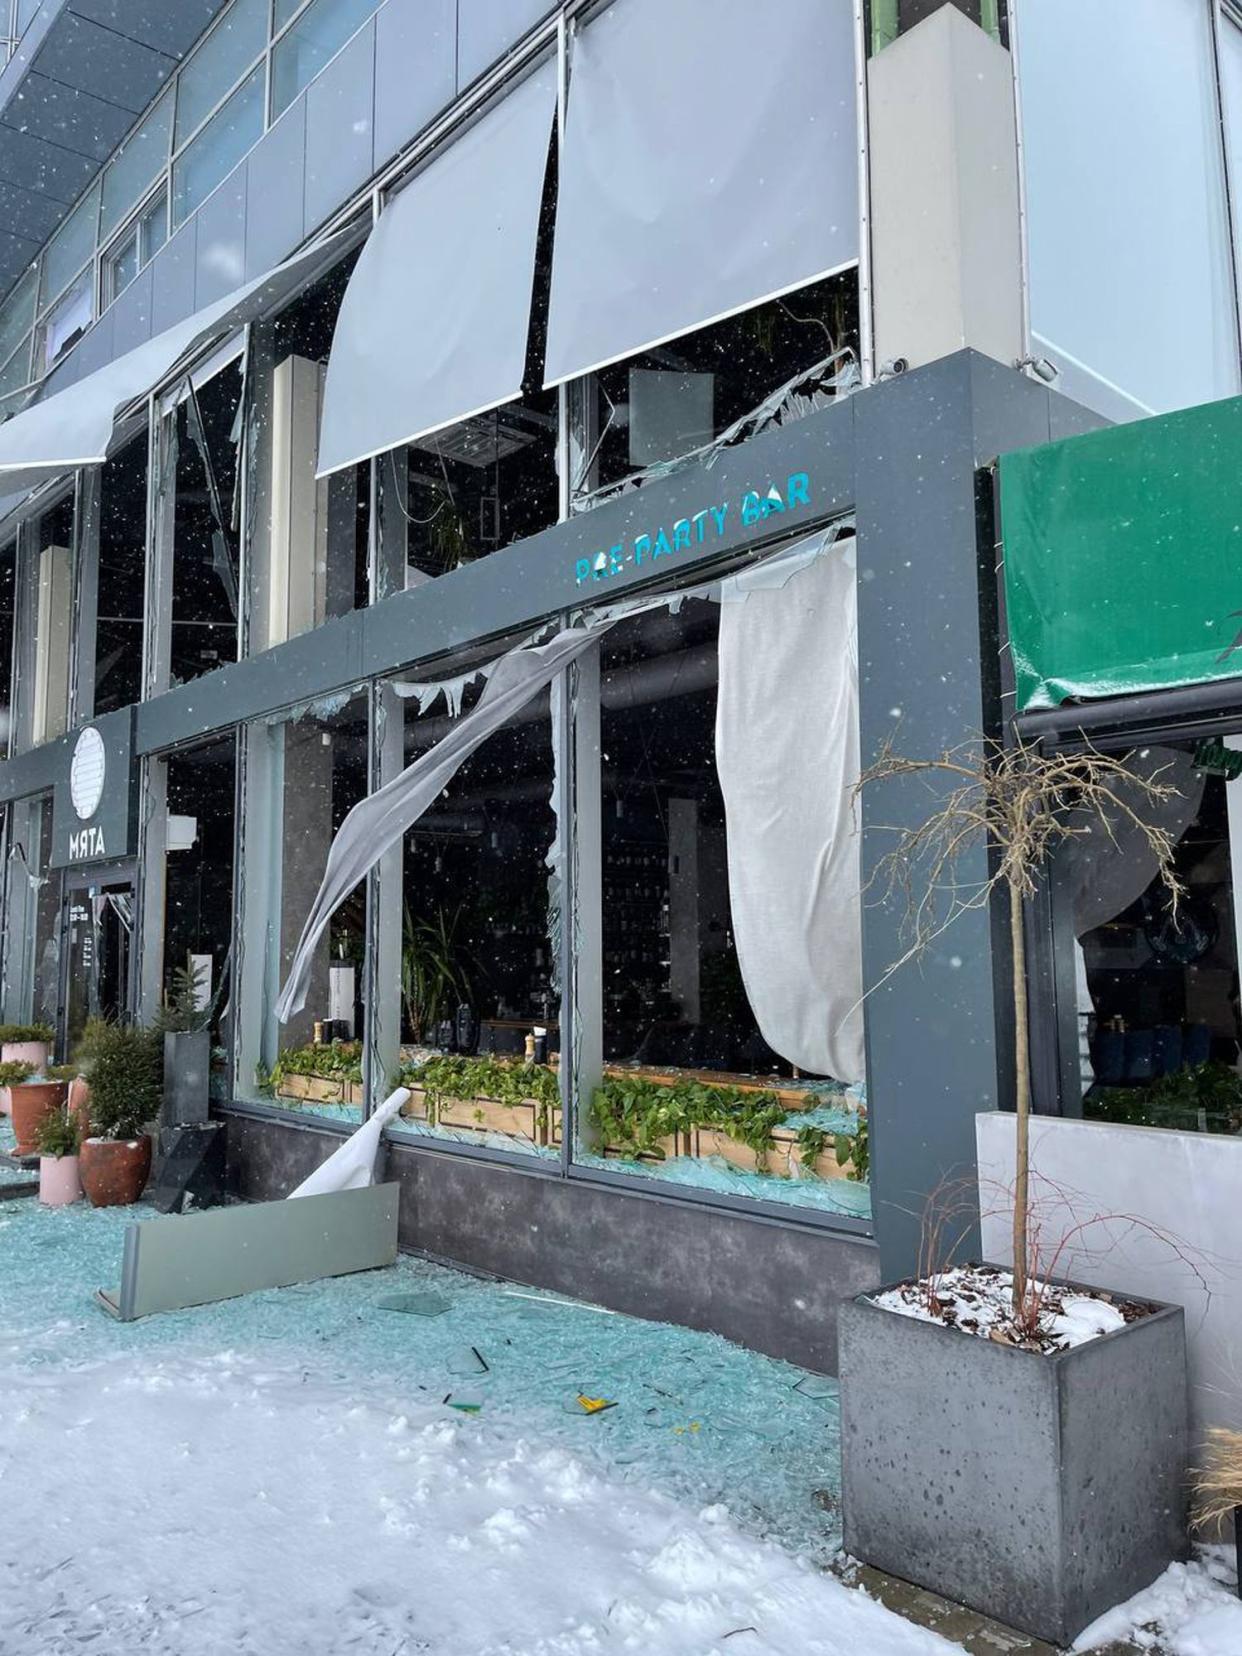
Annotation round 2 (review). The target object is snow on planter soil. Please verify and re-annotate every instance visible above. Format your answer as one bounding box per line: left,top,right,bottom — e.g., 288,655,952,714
1073,1547,1242,1655
872,1264,1134,1353
0,1199,963,1656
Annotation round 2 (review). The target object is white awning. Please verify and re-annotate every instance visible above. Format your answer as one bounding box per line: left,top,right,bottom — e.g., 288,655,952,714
543,0,860,388
316,62,556,479
0,233,349,496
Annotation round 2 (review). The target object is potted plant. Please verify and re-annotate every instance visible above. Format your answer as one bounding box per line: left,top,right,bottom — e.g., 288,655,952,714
35,1105,81,1206
0,1022,54,1074
838,737,1191,1647
8,1073,68,1157
155,959,212,1127
0,1057,33,1118
47,1061,92,1138
80,1022,161,1207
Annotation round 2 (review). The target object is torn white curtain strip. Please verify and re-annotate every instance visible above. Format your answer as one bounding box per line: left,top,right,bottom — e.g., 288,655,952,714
287,1087,410,1197
543,0,859,389
715,528,865,1082
315,62,555,478
0,231,350,492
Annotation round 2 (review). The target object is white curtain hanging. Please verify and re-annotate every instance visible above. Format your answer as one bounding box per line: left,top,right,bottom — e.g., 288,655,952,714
714,533,864,1082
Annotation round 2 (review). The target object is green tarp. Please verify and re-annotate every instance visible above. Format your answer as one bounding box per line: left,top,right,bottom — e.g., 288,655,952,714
999,396,1242,711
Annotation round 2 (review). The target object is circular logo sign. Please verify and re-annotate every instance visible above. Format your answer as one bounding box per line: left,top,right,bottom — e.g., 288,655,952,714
70,727,106,821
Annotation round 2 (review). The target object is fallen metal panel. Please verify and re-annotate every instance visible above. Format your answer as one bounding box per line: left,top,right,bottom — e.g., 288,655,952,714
101,1182,399,1320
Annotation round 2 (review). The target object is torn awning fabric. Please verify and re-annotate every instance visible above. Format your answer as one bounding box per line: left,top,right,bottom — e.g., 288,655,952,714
0,232,348,496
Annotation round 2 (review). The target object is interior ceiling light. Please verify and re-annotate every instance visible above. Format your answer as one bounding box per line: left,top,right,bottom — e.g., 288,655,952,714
415,407,553,469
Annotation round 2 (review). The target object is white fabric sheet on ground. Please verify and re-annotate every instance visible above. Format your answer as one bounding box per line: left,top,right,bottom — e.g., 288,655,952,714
715,533,864,1081
288,1088,410,1197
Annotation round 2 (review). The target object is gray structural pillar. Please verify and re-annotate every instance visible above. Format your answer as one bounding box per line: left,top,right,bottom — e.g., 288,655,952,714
855,352,1097,1281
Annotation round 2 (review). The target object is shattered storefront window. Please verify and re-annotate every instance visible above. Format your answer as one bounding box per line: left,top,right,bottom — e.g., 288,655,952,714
385,675,561,1160
94,431,147,715
571,271,858,512
2,795,58,1033
572,596,869,1219
236,692,368,1121
0,533,14,756
170,361,243,685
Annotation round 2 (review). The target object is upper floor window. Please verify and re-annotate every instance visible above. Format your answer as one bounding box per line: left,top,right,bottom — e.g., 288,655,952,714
172,66,264,230
35,269,92,376
271,0,381,120
102,190,169,310
173,0,267,150
100,92,174,244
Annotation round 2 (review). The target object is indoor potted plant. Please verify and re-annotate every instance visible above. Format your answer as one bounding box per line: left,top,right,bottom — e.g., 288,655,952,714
80,1022,161,1207
8,1071,68,1157
35,1105,81,1206
0,1057,33,1117
839,737,1191,1647
155,959,212,1126
0,1022,54,1075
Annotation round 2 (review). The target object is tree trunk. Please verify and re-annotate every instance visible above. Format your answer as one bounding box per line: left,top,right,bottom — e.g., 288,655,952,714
1009,878,1031,1322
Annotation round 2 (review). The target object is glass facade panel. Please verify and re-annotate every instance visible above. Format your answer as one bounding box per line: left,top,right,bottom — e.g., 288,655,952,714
271,0,381,120
100,90,173,240
236,693,369,1121
140,191,168,264
38,182,98,310
0,269,35,372
24,492,74,748
571,597,870,1218
170,360,243,684
174,0,266,147
0,340,31,398
172,67,264,229
94,432,147,716
1018,0,1239,418
384,680,560,1160
104,227,140,307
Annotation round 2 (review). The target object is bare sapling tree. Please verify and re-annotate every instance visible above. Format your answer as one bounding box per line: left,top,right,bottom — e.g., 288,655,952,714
858,735,1186,1322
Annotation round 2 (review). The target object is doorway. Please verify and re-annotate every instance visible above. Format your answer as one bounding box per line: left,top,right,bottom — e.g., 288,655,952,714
61,865,136,1057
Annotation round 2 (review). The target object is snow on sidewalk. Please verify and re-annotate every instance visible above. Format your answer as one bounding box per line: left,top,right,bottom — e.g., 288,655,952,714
1074,1550,1242,1656
0,1198,964,1656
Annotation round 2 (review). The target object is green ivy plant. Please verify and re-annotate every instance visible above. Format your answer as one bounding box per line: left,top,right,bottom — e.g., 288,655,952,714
589,1076,811,1168
35,1106,80,1159
831,1113,869,1183
268,1041,364,1092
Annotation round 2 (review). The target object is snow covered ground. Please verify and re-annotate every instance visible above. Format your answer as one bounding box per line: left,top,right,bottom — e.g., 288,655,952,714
1075,1550,1242,1656
0,1196,961,1655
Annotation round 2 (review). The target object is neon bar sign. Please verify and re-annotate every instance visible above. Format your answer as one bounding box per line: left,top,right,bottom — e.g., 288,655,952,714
573,469,812,586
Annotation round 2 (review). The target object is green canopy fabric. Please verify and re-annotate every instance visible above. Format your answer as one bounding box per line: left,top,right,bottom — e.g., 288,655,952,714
999,396,1242,711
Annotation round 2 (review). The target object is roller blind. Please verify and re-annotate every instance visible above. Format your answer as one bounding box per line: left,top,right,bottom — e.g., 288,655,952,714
544,0,859,388
316,62,556,478
0,233,349,498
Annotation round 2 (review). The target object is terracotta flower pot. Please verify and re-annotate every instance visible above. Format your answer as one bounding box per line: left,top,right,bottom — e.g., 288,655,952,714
39,1154,81,1206
67,1076,92,1139
80,1136,152,1207
9,1080,68,1156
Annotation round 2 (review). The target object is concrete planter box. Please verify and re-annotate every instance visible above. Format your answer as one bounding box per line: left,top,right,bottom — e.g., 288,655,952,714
838,1277,1188,1647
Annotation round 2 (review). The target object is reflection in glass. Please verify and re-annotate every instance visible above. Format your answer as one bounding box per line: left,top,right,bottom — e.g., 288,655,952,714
38,183,99,309
2,796,58,1034
27,493,74,747
0,536,13,755
101,91,173,239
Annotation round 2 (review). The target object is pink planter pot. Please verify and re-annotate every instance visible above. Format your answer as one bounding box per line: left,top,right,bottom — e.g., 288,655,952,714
39,1154,81,1207
2,1041,50,1073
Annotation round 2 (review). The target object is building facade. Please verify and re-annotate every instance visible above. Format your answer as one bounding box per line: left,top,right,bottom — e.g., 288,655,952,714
0,0,1240,1372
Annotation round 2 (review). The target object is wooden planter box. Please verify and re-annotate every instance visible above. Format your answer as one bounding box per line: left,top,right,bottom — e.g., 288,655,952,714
600,1133,681,1165
686,1124,846,1181
405,1088,557,1147
276,1073,347,1105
